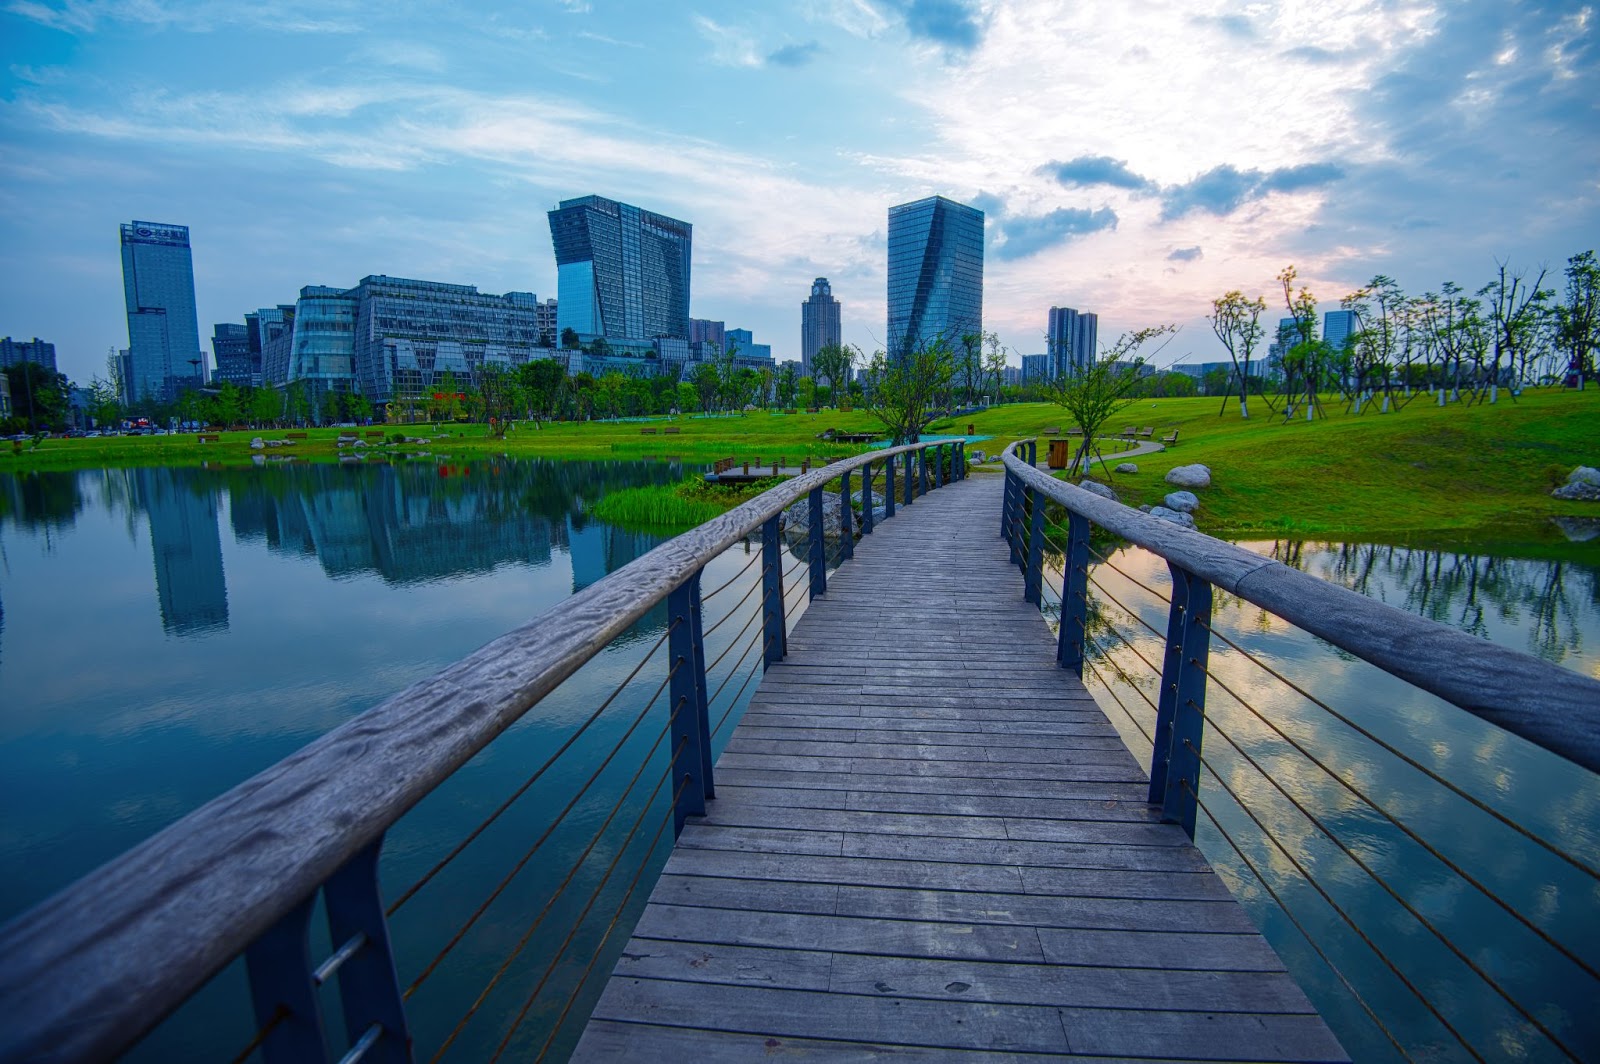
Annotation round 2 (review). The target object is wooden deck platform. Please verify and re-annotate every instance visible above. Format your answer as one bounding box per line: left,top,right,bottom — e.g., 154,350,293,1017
575,474,1346,1061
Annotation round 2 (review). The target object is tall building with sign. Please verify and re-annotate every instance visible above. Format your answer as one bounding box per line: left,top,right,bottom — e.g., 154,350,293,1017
120,220,203,404
548,195,692,344
886,196,983,359
801,277,841,377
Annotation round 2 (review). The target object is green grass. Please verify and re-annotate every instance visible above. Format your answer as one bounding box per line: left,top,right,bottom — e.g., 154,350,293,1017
590,475,788,530
6,389,1596,546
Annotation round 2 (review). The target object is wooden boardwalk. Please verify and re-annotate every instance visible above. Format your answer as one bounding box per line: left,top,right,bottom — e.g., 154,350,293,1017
574,474,1346,1061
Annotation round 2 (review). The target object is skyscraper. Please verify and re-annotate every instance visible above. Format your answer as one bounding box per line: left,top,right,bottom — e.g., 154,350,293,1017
210,324,253,388
120,220,203,404
886,196,983,359
0,337,57,373
548,195,692,343
801,277,841,376
1047,306,1099,377
1322,309,1358,352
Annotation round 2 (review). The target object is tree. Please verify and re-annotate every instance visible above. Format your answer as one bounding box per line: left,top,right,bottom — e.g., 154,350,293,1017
4,362,70,431
476,364,521,435
250,387,282,427
1479,261,1551,399
213,381,243,427
775,362,798,408
285,380,311,426
87,376,121,429
810,343,856,408
863,336,954,445
561,327,581,350
1048,326,1175,477
675,380,698,414
346,393,373,424
797,375,816,411
1555,250,1599,388
1208,290,1269,418
983,334,1008,404
692,362,721,414
596,371,626,419
957,332,982,406
1276,266,1325,421
518,358,566,426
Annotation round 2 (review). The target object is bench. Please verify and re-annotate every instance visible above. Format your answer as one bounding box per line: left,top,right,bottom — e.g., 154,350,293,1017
196,434,220,443
1138,426,1154,438
1042,426,1061,435
1066,427,1084,437
1161,429,1179,446
640,428,657,435
365,431,386,439
663,426,680,435
286,431,308,440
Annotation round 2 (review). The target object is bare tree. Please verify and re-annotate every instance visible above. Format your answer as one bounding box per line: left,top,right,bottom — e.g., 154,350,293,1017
1478,261,1551,401
983,333,1008,404
1208,290,1269,418
1556,250,1600,388
1048,326,1176,477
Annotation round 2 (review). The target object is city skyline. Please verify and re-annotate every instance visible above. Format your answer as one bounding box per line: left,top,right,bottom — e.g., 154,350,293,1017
1,2,1594,385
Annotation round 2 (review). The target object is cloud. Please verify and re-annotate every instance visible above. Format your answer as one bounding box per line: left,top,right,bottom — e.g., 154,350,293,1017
1188,13,1256,40
1160,162,1344,219
992,206,1118,260
1042,155,1156,193
1167,245,1203,262
693,15,762,67
767,41,823,67
5,0,362,33
895,0,984,51
1282,45,1350,65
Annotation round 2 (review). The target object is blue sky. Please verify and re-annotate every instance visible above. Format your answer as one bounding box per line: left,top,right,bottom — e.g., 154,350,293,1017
1,0,1596,384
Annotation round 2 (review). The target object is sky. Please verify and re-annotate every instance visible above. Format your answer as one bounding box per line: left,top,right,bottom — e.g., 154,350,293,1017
1,0,1596,385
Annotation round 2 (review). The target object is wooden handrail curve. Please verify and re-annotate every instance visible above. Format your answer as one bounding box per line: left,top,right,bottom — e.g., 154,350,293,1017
1000,440,1600,776
0,439,953,1064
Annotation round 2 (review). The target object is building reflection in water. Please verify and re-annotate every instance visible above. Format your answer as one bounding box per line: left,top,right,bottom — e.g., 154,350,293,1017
133,468,228,635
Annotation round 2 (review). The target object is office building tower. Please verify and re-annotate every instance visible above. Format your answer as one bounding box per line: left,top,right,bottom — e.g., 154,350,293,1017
0,337,58,373
725,328,773,366
886,195,983,358
536,298,558,346
211,324,253,388
120,220,203,403
689,318,726,348
801,277,841,377
1322,309,1358,352
349,276,545,407
258,306,298,387
0,372,10,418
548,195,692,343
1020,353,1050,386
1047,306,1099,377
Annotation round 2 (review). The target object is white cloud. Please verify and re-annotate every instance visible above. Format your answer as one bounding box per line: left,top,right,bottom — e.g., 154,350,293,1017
692,14,763,67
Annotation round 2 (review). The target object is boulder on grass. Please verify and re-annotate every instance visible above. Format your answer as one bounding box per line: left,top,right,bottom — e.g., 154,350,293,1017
249,437,264,450
1148,505,1197,529
1164,490,1200,513
1552,466,1600,501
1115,462,1138,474
1076,480,1119,503
1165,464,1211,490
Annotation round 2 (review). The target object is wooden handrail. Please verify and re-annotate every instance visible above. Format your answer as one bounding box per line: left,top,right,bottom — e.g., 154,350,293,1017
1000,440,1600,775
0,440,956,1064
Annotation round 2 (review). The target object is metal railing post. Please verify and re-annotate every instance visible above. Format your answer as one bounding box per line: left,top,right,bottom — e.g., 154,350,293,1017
885,453,897,518
839,468,854,560
667,570,712,834
955,441,965,480
1149,563,1213,839
1024,486,1045,604
761,515,786,667
1057,511,1090,674
918,446,930,496
807,486,826,598
933,443,945,488
1027,438,1038,467
1006,471,1023,565
321,840,410,1064
860,461,874,534
904,449,915,506
1000,464,1014,537
244,897,328,1064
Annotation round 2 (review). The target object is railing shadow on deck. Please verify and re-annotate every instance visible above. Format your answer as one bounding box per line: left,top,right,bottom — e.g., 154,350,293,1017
0,440,970,1064
999,438,1600,1064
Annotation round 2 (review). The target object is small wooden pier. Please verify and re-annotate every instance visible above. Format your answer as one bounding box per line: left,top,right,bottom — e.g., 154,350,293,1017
575,475,1346,1060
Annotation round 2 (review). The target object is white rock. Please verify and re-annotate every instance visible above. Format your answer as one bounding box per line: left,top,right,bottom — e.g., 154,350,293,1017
1148,505,1197,528
1114,462,1138,473
1164,490,1200,513
1164,464,1211,489
1076,479,1119,502
1138,504,1151,512
1568,466,1600,486
970,449,987,464
249,437,265,449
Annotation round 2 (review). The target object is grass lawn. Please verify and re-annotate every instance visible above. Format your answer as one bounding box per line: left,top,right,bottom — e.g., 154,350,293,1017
4,389,1595,547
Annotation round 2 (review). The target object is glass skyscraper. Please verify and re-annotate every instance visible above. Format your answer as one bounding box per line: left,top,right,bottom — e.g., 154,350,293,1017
801,277,841,377
886,196,983,358
1047,306,1098,377
1322,309,1358,352
548,195,692,343
120,220,203,404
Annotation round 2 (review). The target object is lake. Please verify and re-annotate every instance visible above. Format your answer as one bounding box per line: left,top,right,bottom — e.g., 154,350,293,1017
2,461,1596,1061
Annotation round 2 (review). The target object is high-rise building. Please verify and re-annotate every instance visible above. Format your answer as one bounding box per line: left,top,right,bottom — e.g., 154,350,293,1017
1322,309,1358,352
726,328,774,366
1047,306,1099,377
886,195,983,359
801,277,841,377
1020,353,1050,386
689,318,725,348
120,220,203,403
0,337,58,373
548,195,692,343
536,298,558,347
210,324,253,388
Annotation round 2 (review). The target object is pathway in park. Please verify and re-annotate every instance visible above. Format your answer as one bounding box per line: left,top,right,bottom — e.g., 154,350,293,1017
575,472,1345,1060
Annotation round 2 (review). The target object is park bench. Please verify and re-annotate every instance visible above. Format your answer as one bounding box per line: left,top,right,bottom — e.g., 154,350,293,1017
1042,426,1060,435
1161,429,1180,446
1119,425,1137,439
783,408,798,414
1066,427,1084,437
1138,426,1154,438
286,431,308,440
806,407,820,413
663,426,680,435
365,431,385,439
640,428,657,435
196,434,220,443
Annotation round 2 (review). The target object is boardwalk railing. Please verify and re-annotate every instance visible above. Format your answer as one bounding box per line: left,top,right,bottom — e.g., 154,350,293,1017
999,438,1600,1062
0,439,967,1064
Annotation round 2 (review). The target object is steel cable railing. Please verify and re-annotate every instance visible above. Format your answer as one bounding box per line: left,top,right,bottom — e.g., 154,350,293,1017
1000,437,1600,1063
